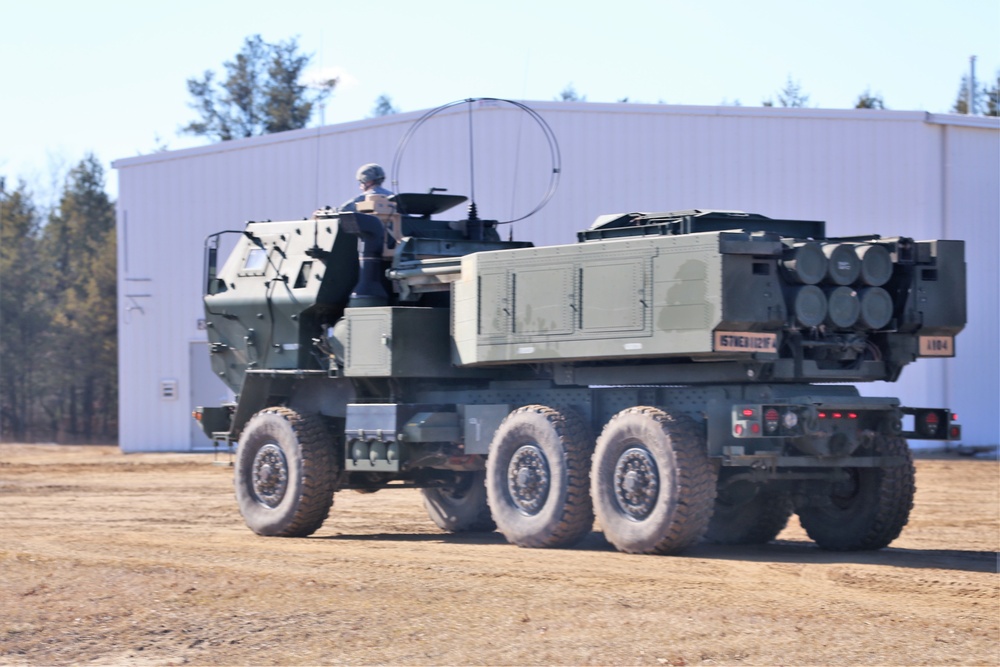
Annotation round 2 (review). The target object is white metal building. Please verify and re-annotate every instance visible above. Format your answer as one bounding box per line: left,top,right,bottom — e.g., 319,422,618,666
113,101,999,452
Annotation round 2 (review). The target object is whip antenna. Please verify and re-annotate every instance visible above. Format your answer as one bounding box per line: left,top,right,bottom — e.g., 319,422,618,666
391,97,561,226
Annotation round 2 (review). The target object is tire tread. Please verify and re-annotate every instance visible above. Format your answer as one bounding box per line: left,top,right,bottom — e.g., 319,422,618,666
487,405,594,549
237,407,338,538
798,434,914,551
593,406,717,555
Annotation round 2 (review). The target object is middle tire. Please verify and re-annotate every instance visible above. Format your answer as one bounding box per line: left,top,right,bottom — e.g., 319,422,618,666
421,470,496,533
704,478,793,545
591,407,717,555
486,405,594,548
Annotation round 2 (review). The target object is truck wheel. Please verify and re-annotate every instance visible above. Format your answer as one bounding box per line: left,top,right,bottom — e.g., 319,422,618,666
486,405,594,548
704,480,793,545
421,470,496,532
797,434,914,550
591,407,717,555
235,407,338,537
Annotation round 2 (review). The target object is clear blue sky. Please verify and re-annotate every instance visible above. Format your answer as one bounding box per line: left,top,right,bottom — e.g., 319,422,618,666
2,0,997,199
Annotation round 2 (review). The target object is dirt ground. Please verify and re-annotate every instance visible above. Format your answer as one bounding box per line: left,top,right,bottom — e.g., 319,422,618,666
0,444,997,667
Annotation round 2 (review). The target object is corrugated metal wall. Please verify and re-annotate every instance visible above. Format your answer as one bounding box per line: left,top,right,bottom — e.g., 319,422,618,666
114,102,999,451
936,118,1000,444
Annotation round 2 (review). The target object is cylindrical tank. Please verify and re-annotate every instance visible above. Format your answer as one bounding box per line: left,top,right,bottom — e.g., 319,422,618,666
789,285,827,328
857,286,894,329
825,286,861,329
780,243,827,285
823,244,861,286
855,244,893,287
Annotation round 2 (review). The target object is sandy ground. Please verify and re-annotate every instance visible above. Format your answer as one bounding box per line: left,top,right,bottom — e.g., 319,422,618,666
0,443,997,667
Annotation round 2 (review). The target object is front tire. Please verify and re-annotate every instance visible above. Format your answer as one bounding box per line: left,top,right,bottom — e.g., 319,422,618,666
421,470,496,533
797,434,914,551
591,407,717,555
235,407,338,537
486,405,594,548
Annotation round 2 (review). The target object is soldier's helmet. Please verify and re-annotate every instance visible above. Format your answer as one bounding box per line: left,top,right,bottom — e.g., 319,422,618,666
356,163,386,184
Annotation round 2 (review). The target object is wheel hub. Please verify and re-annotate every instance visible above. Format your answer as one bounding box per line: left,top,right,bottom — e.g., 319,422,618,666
614,447,659,520
251,443,288,508
507,444,550,515
830,469,862,509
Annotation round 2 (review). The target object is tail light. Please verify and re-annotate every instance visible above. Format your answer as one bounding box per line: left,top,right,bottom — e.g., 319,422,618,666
733,405,807,438
913,409,948,438
948,413,961,440
901,408,958,440
923,411,940,436
764,408,780,434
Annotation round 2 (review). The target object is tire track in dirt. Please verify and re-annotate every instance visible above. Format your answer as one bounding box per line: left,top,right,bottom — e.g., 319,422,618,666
1,444,997,666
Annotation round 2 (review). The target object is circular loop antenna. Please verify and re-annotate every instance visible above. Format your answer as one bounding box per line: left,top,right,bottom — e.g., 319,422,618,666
390,98,562,225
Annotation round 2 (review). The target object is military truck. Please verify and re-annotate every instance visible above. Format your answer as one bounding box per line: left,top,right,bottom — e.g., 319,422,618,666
195,191,964,555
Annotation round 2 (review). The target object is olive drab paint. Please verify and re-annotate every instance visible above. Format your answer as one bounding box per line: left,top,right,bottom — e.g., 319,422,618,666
198,192,966,555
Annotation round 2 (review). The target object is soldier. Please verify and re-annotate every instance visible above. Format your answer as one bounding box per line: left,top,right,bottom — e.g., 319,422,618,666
340,163,393,212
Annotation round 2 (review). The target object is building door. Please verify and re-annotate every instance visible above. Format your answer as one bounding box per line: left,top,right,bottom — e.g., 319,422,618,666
189,341,233,450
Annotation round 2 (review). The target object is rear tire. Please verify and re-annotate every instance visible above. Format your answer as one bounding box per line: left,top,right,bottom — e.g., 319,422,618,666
704,479,793,545
486,405,594,548
235,407,338,537
591,407,717,555
797,434,914,550
422,470,496,533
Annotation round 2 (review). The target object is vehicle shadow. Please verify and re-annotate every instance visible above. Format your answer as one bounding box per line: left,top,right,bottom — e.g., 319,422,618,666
685,539,999,574
319,531,509,546
319,531,998,574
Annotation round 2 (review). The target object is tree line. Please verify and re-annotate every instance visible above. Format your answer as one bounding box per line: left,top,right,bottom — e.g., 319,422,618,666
186,36,998,145
560,74,999,114
0,156,117,442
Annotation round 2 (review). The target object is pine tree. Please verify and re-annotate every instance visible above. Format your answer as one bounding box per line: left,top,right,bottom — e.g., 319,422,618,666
556,84,587,102
985,71,999,116
855,88,886,109
776,76,810,107
263,39,316,133
184,35,332,141
0,182,48,440
951,74,972,114
370,94,400,117
40,155,117,441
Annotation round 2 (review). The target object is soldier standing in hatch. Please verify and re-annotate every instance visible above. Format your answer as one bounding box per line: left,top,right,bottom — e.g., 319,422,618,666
339,163,394,212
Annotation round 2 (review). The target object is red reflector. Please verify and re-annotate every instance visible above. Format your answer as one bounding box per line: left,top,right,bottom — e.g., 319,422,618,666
734,424,743,435
832,412,843,419
751,423,761,434
742,408,755,417
925,412,940,425
764,408,780,422
848,412,859,420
